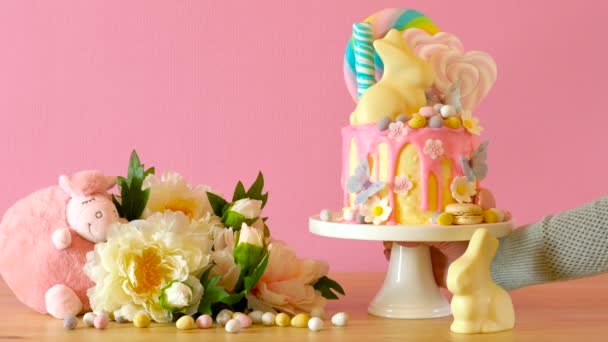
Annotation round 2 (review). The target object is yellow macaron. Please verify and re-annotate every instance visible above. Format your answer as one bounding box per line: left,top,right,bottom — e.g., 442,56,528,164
445,203,483,225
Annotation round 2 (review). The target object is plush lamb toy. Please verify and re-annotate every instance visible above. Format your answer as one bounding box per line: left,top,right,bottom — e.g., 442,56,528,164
0,171,120,319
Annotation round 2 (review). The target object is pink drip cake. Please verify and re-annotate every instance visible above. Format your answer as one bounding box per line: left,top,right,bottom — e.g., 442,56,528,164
337,8,510,226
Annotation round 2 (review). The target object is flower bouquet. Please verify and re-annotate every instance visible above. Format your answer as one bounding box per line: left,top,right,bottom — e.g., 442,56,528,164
84,150,344,324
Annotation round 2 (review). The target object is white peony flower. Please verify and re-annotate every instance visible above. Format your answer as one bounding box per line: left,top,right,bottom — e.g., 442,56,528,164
450,176,477,203
84,211,213,323
231,198,262,219
142,171,213,220
360,196,392,225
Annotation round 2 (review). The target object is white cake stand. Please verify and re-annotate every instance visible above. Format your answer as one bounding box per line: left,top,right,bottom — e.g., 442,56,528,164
309,215,512,319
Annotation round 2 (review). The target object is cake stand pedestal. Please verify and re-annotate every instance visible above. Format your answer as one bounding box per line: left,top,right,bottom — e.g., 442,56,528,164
309,216,512,319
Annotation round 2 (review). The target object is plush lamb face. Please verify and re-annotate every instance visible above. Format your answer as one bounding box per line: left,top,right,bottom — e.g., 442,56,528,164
65,194,119,242
59,171,120,243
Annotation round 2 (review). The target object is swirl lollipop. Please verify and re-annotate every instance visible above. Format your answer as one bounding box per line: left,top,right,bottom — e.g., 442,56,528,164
344,8,439,102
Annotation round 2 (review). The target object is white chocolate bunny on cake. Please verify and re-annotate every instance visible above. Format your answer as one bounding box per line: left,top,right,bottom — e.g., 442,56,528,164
447,228,515,334
350,29,435,125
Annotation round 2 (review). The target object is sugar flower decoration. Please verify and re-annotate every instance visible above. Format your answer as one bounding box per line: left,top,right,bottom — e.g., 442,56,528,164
450,176,477,203
387,121,408,141
360,196,392,225
461,111,483,135
394,176,413,195
84,211,213,323
142,171,212,220
423,139,444,160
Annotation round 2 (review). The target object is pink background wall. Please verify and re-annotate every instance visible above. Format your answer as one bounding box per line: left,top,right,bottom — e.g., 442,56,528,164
1,1,607,272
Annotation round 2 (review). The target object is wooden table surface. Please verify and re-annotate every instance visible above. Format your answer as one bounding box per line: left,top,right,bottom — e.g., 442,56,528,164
1,272,607,341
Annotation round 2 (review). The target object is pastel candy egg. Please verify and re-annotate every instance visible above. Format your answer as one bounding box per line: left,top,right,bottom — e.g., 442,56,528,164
433,103,444,112
310,307,325,319
234,313,252,328
376,116,391,131
308,317,324,332
83,312,96,327
94,313,109,330
428,115,443,128
331,312,349,327
63,315,78,330
504,210,512,221
216,309,233,326
444,117,462,129
225,319,241,334
275,313,290,327
342,208,354,221
248,310,264,324
396,114,409,123
133,312,151,328
419,106,436,118
440,105,457,118
408,115,427,129
196,314,213,329
176,316,195,330
483,209,499,223
475,188,496,210
291,313,311,328
262,312,276,326
437,212,454,226
320,209,332,222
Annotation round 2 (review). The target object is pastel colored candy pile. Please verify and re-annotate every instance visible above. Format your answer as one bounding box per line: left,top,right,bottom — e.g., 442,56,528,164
344,8,439,102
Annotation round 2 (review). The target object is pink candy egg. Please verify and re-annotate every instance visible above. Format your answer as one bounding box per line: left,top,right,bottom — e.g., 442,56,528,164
419,106,436,118
475,188,496,210
196,314,213,329
234,313,252,328
94,313,110,330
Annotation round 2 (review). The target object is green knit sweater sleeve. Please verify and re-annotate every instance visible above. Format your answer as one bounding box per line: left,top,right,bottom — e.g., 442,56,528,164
490,197,608,290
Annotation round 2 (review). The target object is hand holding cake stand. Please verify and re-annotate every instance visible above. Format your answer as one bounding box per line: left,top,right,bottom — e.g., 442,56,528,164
309,215,512,319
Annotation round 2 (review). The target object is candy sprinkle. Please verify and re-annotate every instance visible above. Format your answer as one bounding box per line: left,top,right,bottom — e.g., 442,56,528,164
275,313,290,327
63,315,78,330
133,312,151,328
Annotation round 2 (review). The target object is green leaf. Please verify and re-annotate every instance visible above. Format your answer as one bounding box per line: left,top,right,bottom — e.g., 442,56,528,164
198,268,230,315
313,276,345,300
234,243,264,273
232,181,247,202
243,252,269,292
113,150,154,220
207,192,228,217
245,172,269,208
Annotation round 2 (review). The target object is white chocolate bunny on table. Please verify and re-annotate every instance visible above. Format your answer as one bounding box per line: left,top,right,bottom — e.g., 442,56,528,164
447,228,515,334
350,29,435,125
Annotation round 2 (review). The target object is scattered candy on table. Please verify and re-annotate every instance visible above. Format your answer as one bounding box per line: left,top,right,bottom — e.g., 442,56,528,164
133,312,151,328
63,315,78,330
234,312,252,328
94,313,109,330
319,209,332,222
176,315,195,330
225,319,241,334
83,312,96,327
262,312,276,326
196,314,213,329
291,313,310,328
331,312,349,327
216,309,233,326
308,317,324,332
248,310,264,324
275,312,291,327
